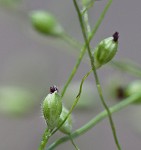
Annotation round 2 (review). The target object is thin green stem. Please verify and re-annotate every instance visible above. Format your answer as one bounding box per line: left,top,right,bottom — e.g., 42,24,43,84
61,32,82,50
88,0,112,41
69,134,79,150
81,2,91,36
47,93,141,150
82,0,96,15
49,70,92,150
38,128,52,150
51,70,92,136
73,0,121,150
61,0,113,98
111,60,141,78
83,11,91,35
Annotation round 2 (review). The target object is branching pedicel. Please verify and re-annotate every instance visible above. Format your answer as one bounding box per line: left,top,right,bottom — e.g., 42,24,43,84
29,0,141,150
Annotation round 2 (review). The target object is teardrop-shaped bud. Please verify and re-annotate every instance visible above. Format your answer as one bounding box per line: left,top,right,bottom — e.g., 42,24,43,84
42,86,62,130
30,11,63,37
58,106,72,134
94,32,119,68
125,80,141,103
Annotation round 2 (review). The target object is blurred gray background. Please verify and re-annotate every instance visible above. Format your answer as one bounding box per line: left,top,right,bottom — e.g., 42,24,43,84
0,0,141,150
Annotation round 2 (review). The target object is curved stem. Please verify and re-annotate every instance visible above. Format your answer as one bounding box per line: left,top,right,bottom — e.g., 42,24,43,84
48,70,92,150
73,0,121,150
38,128,51,150
61,0,113,98
51,70,92,136
47,93,141,150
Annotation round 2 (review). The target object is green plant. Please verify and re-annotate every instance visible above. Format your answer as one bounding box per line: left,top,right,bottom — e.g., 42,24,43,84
29,0,141,150
1,0,141,150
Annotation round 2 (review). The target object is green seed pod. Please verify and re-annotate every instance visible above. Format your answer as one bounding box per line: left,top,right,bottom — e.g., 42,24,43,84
58,106,72,134
125,80,141,103
30,11,63,36
94,32,119,68
42,86,62,130
82,0,91,5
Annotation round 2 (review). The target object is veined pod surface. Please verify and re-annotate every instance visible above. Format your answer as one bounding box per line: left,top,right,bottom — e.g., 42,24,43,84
94,32,119,68
30,11,63,36
42,86,62,130
58,106,72,134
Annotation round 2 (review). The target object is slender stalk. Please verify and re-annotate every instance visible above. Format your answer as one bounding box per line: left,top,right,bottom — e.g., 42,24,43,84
111,60,141,78
39,1,114,149
51,70,92,136
61,32,82,50
47,68,92,149
82,0,96,15
47,93,141,150
81,1,91,36
61,0,113,97
73,0,121,150
48,70,92,150
38,128,51,150
69,134,79,150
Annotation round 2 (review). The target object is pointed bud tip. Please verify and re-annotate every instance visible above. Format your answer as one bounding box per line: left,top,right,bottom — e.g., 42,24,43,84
113,32,119,42
50,85,58,94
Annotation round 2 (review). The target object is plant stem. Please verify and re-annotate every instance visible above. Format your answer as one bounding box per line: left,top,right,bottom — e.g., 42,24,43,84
61,0,113,98
38,128,51,150
61,32,82,50
111,60,141,78
51,69,92,136
69,134,79,150
47,93,141,150
73,0,121,150
81,0,96,15
81,3,91,35
49,69,92,150
39,1,114,149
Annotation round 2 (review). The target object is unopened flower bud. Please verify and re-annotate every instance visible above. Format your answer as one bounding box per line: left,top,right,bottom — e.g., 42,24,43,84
58,106,72,134
125,81,141,103
42,86,62,129
82,0,91,5
94,32,119,68
30,11,63,36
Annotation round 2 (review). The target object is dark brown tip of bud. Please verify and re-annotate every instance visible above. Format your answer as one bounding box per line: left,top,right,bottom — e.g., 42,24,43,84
50,85,58,94
113,32,119,42
116,87,125,100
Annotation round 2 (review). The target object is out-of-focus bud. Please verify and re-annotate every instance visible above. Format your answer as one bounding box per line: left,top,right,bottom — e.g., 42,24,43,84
42,86,62,130
125,80,141,103
30,11,63,36
58,106,72,134
82,0,91,5
94,32,119,68
82,0,100,6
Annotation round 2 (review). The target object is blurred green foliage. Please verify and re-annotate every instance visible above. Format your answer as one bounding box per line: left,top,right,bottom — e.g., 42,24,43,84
0,86,37,116
0,0,21,6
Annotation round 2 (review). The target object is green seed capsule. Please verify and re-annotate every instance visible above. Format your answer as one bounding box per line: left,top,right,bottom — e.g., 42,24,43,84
125,81,141,103
58,106,72,134
42,86,62,130
82,0,91,5
94,32,119,68
30,11,63,36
